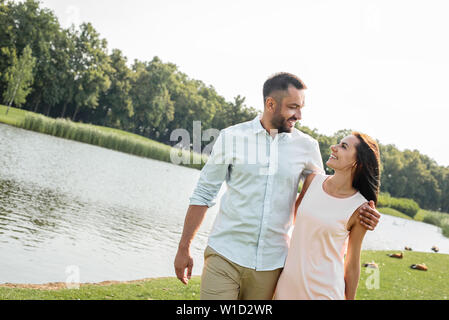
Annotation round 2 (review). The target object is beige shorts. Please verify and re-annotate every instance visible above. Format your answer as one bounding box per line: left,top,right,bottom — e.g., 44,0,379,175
200,246,282,300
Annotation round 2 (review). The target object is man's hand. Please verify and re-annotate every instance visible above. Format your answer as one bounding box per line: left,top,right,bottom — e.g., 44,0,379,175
174,246,194,285
173,205,208,285
358,200,381,231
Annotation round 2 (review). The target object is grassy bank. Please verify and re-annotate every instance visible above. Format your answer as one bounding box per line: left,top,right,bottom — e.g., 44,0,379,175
379,206,449,238
0,251,447,300
0,105,205,170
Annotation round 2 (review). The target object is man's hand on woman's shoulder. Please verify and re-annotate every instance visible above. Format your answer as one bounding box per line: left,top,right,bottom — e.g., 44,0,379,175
358,200,381,231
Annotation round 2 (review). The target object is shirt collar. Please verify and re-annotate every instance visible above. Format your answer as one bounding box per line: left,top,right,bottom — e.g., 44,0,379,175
252,116,293,140
252,116,266,134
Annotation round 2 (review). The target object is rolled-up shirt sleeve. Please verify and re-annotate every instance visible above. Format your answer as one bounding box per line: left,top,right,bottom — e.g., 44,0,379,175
300,139,325,181
189,131,229,208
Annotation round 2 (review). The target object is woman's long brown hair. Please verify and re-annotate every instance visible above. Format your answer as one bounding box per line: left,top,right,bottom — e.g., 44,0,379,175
352,132,381,205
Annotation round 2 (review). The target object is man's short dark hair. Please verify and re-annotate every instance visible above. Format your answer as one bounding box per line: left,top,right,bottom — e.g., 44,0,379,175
263,72,307,103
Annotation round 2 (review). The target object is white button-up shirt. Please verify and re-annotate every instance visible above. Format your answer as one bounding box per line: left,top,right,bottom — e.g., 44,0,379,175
190,116,324,271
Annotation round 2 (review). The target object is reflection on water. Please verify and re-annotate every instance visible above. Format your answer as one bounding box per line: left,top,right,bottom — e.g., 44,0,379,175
0,123,447,285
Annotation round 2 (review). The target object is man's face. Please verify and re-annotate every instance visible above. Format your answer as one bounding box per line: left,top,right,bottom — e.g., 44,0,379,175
269,85,305,133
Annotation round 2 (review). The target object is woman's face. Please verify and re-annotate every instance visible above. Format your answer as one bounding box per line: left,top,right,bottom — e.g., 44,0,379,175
326,135,360,172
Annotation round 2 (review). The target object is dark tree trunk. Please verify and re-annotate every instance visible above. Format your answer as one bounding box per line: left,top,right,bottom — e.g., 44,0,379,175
72,105,80,121
33,94,41,113
61,101,68,118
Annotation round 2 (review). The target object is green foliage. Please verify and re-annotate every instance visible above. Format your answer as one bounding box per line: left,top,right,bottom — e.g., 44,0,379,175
378,207,413,220
378,193,420,218
19,112,205,170
70,22,112,121
423,215,442,227
3,0,64,114
2,45,36,110
416,209,449,237
93,49,134,129
443,225,449,238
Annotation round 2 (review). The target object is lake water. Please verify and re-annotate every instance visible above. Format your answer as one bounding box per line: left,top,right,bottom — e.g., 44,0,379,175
0,123,448,285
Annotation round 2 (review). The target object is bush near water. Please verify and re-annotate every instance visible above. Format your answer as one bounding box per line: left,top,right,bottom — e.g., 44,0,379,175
378,193,420,218
20,112,205,170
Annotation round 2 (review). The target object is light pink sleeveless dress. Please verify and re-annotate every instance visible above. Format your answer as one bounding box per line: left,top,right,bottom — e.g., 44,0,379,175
274,174,368,300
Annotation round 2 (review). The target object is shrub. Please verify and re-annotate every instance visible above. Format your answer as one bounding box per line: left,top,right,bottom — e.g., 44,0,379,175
423,215,442,227
378,193,420,218
442,224,449,238
18,113,207,170
378,207,413,220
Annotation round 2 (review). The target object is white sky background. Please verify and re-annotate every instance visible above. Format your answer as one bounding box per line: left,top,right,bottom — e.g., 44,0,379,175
37,0,449,166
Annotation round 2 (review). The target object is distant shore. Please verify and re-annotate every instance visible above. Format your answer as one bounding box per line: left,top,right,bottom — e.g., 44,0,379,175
0,105,205,171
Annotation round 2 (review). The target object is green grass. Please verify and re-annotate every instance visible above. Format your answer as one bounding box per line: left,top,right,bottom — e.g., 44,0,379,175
356,251,449,300
0,104,31,126
0,105,205,170
0,251,447,300
378,193,420,218
378,207,413,220
0,277,201,300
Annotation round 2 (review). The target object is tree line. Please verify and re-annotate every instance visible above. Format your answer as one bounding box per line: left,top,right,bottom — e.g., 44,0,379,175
1,0,448,212
0,0,258,145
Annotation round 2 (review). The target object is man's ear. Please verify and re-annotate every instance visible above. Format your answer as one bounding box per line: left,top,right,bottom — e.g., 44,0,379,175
265,97,277,113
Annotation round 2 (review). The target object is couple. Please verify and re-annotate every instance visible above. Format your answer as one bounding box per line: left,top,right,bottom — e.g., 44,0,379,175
174,72,381,300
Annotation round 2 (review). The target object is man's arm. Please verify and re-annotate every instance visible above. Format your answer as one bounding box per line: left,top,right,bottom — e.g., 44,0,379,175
174,132,229,285
300,139,325,181
294,173,316,224
174,205,208,285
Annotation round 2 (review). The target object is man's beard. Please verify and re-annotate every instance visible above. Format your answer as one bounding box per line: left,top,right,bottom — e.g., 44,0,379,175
271,113,297,134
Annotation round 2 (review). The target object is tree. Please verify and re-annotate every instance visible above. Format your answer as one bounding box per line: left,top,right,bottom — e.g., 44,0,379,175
0,0,16,96
130,58,175,139
54,28,76,119
70,23,111,121
5,0,62,113
93,49,134,129
2,45,35,114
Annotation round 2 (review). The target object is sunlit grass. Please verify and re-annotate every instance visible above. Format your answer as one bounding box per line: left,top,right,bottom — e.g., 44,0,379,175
378,207,413,220
1,251,447,300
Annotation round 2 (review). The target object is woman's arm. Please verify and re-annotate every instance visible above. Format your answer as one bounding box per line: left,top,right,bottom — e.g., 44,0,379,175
293,173,316,224
344,208,368,300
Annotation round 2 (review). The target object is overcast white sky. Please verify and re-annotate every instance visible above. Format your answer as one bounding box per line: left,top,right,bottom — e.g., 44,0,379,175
37,0,449,166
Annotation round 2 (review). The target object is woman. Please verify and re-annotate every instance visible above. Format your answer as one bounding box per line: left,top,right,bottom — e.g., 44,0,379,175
274,132,381,300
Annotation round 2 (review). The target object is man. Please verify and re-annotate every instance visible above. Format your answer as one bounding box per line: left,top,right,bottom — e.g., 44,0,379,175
174,72,380,300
